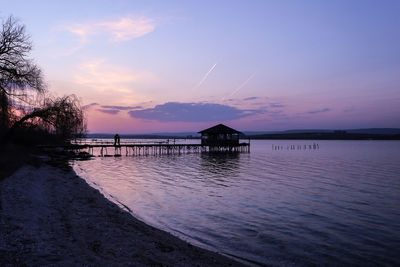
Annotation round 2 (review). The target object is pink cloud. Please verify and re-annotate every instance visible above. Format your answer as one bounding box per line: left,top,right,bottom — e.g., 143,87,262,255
73,59,156,104
96,17,155,42
63,16,155,53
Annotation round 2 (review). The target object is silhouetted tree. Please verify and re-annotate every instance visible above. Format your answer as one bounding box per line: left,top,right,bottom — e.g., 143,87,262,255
9,95,86,140
0,16,86,143
0,16,45,129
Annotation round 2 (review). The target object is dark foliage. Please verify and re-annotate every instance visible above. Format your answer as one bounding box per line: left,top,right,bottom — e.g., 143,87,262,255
0,16,45,126
9,95,86,140
0,16,86,144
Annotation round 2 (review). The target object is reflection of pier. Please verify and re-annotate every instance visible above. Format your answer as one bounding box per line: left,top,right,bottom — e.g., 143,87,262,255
43,143,250,157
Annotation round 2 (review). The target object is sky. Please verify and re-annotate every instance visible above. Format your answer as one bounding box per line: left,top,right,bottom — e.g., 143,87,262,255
1,0,400,133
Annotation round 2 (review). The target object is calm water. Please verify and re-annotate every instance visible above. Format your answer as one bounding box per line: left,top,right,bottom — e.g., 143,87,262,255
73,140,400,266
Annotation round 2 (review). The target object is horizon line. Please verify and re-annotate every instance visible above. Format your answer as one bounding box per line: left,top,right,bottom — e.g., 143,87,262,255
85,127,400,136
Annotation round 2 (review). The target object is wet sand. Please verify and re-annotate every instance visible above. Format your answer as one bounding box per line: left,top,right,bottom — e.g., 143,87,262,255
0,165,244,266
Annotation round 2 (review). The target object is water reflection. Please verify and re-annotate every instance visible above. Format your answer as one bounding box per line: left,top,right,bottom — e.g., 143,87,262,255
200,153,240,177
73,140,400,266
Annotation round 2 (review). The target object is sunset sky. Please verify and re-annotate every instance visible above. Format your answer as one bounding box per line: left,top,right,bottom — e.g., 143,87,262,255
2,0,399,133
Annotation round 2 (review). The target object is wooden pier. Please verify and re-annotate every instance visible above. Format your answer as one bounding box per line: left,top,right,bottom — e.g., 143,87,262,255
44,142,250,157
41,124,253,157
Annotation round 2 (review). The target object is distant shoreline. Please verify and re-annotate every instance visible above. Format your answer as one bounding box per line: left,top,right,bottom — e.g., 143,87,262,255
82,133,400,140
246,132,400,140
84,128,400,141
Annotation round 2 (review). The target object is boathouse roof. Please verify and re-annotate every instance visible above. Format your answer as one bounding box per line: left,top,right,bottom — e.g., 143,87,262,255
198,124,242,134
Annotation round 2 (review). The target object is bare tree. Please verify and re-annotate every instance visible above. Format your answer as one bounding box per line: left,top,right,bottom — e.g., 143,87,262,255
0,16,45,128
0,16,86,143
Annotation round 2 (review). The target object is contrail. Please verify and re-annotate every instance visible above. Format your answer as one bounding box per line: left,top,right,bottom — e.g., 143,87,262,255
222,72,256,101
193,63,217,90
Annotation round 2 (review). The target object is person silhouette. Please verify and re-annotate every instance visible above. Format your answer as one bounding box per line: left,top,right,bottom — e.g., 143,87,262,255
114,134,120,146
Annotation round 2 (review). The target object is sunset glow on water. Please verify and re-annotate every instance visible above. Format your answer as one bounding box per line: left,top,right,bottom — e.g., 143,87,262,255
74,139,400,265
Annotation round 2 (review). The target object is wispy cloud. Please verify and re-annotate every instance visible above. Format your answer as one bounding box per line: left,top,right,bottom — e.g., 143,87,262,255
74,59,155,94
96,17,155,42
97,109,120,115
270,102,285,108
307,108,331,114
192,63,217,90
101,105,142,110
82,102,99,109
128,102,264,122
243,96,259,101
63,16,155,53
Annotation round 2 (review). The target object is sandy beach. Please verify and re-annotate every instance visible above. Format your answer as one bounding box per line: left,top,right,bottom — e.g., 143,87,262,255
0,164,243,266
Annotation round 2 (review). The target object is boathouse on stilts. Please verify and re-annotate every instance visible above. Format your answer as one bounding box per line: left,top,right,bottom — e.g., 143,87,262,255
198,124,249,153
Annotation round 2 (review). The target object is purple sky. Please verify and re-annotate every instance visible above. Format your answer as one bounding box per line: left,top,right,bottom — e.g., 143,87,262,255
2,0,399,133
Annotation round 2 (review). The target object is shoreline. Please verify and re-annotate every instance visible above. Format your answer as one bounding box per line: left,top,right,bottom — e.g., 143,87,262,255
0,164,244,266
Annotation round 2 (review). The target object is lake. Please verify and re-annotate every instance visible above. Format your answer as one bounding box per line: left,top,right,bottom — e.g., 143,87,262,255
72,140,400,266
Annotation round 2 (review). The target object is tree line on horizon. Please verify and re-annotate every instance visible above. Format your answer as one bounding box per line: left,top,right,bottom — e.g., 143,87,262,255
0,16,86,145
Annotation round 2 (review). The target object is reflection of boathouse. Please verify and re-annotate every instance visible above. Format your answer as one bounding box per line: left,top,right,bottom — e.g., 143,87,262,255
198,124,242,146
